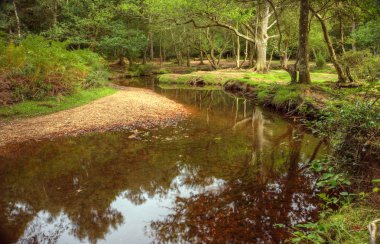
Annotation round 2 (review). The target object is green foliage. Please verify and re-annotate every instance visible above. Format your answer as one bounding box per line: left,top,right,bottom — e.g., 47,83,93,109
272,86,300,106
373,179,380,193
353,19,380,53
309,22,329,58
313,101,379,163
292,204,379,243
340,50,380,82
292,157,376,244
156,68,170,74
128,64,155,77
315,53,326,68
310,159,354,209
0,35,109,102
99,23,147,62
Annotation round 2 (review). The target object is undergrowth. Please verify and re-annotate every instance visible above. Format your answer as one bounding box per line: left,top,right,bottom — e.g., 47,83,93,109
0,35,109,103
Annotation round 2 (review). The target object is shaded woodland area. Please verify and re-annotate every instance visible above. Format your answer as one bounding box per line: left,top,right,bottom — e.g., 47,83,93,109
0,0,379,243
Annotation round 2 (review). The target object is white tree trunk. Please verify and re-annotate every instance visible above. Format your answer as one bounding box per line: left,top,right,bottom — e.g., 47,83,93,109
236,30,241,69
254,1,270,72
13,0,21,38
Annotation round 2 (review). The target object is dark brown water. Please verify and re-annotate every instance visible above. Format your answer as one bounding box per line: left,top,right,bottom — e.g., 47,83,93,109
0,78,326,243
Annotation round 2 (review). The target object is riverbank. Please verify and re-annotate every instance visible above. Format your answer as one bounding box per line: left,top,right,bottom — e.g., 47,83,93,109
0,87,189,147
158,69,379,119
158,68,380,243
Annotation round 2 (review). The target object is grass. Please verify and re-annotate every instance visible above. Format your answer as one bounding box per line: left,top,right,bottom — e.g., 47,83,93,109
0,87,117,120
158,69,338,86
159,84,220,90
292,203,380,243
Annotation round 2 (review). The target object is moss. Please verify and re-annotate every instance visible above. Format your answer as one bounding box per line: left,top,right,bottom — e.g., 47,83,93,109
272,88,300,106
158,69,338,86
156,68,170,74
257,90,270,103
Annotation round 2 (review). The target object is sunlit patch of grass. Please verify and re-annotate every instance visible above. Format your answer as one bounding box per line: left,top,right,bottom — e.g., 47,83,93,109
0,87,117,120
158,84,220,90
158,69,338,85
272,86,301,106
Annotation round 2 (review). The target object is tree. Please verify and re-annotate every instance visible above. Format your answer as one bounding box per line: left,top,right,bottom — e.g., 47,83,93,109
297,0,311,84
353,19,380,54
100,23,147,66
309,2,348,83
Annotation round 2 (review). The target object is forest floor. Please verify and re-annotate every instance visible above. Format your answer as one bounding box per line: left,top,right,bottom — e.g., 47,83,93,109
0,86,189,147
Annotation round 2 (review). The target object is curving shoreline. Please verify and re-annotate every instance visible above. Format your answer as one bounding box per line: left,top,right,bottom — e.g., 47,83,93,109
0,87,190,148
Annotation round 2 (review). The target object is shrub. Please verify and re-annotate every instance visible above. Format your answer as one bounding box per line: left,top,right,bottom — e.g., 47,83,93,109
0,35,109,102
312,101,379,164
128,64,154,77
315,53,326,68
339,50,380,82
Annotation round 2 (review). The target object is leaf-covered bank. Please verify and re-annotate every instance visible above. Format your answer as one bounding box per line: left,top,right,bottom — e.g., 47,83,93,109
0,36,109,105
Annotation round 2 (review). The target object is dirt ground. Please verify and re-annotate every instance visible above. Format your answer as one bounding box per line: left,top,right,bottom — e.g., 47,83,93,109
0,87,190,147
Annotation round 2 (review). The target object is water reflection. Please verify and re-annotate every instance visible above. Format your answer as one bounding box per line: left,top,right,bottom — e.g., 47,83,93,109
0,87,325,243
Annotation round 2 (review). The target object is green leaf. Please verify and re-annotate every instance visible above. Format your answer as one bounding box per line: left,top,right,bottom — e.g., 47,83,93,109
372,179,380,184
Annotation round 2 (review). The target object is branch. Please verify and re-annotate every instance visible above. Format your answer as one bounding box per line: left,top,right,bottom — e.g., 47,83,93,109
268,34,279,39
267,20,277,30
176,18,255,44
265,0,283,52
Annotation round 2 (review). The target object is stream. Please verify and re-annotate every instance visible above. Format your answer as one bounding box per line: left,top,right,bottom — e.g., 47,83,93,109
0,77,327,243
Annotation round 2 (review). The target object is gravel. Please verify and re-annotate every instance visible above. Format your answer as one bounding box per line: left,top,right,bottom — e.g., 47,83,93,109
0,87,190,147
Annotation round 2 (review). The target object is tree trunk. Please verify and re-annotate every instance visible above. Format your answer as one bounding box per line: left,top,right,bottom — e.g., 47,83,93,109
267,49,274,71
119,56,126,66
52,0,58,26
200,50,204,65
281,42,289,68
346,67,355,83
186,47,191,67
339,16,345,53
236,31,241,69
254,1,270,72
159,36,163,67
149,32,154,62
126,56,133,66
242,30,249,66
13,0,21,38
255,40,267,72
249,43,255,68
351,18,357,51
310,7,347,83
298,0,311,84
177,51,183,66
142,48,147,64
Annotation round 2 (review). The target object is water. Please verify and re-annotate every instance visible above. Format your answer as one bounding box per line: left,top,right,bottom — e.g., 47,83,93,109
0,78,326,243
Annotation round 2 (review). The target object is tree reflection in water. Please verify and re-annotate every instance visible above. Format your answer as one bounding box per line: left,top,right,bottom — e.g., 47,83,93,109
0,88,325,243
149,108,321,243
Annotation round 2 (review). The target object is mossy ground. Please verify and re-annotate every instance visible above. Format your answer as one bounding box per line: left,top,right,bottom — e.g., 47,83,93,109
158,68,379,116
